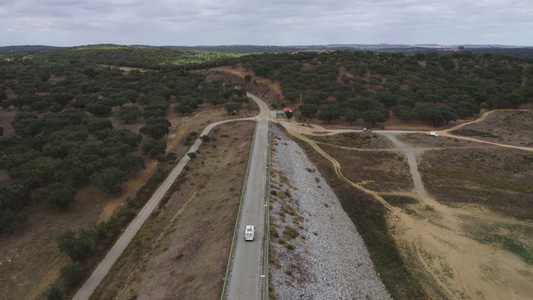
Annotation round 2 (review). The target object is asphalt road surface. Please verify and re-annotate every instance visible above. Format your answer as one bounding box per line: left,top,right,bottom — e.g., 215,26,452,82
225,93,271,300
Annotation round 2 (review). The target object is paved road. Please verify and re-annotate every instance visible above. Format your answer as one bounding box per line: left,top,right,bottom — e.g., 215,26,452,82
225,94,271,300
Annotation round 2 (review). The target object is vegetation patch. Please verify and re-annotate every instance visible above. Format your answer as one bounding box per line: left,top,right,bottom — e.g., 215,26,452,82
462,221,533,265
320,143,413,192
293,135,428,300
309,132,392,149
451,111,533,147
382,195,418,207
420,148,533,219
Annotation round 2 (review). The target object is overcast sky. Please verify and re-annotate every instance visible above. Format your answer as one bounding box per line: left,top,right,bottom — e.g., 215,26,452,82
1,0,532,47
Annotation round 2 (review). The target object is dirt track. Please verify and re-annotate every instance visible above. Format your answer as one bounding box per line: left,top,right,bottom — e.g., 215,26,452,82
277,110,533,299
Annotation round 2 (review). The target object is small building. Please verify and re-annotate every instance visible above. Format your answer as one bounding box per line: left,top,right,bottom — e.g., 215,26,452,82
283,107,293,113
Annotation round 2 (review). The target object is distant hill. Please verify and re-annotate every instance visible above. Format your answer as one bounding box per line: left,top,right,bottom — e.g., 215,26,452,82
0,45,65,54
2,43,533,58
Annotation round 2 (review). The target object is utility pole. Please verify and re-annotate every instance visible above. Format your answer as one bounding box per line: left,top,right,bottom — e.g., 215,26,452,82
299,94,303,104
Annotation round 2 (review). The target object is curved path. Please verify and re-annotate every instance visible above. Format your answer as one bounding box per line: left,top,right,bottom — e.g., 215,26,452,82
74,94,270,300
438,109,533,152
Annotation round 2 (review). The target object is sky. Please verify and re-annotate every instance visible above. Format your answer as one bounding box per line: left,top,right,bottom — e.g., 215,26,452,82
1,0,532,47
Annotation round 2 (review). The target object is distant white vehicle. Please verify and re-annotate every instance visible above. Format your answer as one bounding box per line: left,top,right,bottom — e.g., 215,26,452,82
245,225,255,241
363,128,372,132
430,131,438,137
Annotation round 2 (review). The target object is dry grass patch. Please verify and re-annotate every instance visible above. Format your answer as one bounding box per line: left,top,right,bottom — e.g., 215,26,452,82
451,111,533,147
420,148,533,219
92,121,254,300
397,133,498,148
320,144,412,192
308,132,392,149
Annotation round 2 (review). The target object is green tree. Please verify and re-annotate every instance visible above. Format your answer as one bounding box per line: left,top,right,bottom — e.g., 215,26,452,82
86,118,113,134
415,103,456,126
175,104,193,115
90,167,128,194
49,102,63,113
393,106,418,123
86,103,112,117
140,123,170,140
35,183,77,211
108,154,145,174
47,286,64,300
56,229,96,260
368,76,382,88
318,108,341,124
345,110,358,125
299,104,318,118
224,102,241,115
142,140,167,157
115,106,142,124
0,209,15,232
60,262,84,287
361,109,389,127
284,110,294,120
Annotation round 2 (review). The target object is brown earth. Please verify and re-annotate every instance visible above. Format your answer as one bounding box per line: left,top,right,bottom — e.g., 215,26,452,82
92,121,254,300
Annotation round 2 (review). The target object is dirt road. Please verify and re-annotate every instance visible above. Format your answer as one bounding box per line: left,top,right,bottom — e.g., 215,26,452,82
276,115,533,299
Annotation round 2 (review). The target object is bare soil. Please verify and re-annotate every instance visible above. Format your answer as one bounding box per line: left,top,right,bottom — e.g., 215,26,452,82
282,111,533,299
92,121,254,300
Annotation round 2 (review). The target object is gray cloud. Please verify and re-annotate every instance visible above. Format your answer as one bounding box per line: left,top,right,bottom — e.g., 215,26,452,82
0,0,531,46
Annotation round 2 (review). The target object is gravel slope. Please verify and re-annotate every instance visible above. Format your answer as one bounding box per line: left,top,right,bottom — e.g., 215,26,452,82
269,126,391,300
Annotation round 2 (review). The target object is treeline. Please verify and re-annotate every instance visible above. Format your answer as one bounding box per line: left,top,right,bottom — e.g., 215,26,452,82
16,44,243,70
166,45,300,54
0,49,248,232
239,50,533,126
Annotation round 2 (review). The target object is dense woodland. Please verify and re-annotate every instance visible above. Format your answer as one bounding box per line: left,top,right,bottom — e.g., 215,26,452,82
238,50,533,126
0,47,248,232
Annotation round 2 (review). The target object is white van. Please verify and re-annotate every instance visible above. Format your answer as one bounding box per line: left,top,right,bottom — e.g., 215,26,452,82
245,225,255,241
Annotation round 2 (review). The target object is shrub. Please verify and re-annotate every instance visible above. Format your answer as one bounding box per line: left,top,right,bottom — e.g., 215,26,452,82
47,287,64,300
60,261,84,287
183,274,195,282
283,226,299,239
285,243,295,250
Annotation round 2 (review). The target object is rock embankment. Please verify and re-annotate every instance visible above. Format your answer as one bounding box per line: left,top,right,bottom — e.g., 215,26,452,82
269,126,391,300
